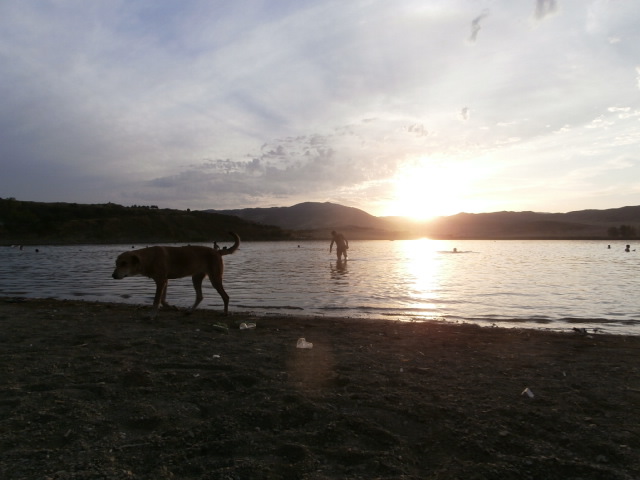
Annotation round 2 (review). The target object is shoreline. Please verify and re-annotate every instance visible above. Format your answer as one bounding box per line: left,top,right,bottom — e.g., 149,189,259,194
3,296,635,339
2,297,639,479
4,293,639,337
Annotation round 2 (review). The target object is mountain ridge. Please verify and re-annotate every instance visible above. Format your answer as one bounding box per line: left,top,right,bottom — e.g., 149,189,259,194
1,198,638,244
210,202,640,240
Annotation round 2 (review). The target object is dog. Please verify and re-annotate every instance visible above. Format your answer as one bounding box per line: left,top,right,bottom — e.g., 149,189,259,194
112,232,240,318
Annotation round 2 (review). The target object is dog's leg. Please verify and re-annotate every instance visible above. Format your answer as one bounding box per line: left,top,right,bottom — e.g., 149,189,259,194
187,273,206,314
157,280,181,312
210,276,230,315
160,280,172,310
151,279,168,319
159,282,175,308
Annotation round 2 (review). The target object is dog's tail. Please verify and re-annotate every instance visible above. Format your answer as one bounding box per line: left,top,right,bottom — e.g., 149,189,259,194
220,231,240,256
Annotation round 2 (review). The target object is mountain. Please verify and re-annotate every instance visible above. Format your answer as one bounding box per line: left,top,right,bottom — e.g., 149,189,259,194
428,207,640,239
215,202,383,230
212,202,408,239
210,203,640,240
2,198,638,244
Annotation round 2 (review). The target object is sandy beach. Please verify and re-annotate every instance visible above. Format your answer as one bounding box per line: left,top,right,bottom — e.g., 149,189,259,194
1,297,639,479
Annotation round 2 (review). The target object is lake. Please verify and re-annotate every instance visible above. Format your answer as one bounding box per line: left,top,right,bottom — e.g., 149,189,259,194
1,239,638,335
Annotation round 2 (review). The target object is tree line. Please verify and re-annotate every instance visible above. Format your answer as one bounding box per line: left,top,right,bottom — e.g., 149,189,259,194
0,198,292,245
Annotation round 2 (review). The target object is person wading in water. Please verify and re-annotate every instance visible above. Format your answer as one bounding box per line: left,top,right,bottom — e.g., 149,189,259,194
330,230,349,261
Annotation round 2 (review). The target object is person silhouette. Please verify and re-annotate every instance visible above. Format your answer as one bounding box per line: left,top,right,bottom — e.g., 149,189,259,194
625,245,631,252
330,230,349,261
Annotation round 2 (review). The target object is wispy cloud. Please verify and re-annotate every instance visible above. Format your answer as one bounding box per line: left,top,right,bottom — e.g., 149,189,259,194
535,0,558,20
469,10,489,42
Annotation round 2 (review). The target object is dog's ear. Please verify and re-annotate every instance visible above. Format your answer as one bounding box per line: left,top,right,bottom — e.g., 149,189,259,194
118,253,140,269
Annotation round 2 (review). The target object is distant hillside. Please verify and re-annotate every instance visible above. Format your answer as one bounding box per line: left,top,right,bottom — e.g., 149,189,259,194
2,198,638,243
0,199,292,245
562,206,640,224
426,207,640,239
211,202,640,240
215,202,382,230
212,202,409,240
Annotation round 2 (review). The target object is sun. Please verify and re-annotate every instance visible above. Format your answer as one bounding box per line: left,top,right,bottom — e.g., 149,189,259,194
383,159,473,220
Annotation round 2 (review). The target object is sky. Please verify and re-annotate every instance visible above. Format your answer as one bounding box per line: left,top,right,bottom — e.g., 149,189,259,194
1,0,640,219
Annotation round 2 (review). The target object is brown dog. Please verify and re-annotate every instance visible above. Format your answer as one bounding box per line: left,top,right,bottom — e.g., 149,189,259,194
112,232,240,318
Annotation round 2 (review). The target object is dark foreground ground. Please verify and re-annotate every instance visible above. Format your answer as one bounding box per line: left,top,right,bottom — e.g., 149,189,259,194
1,298,639,480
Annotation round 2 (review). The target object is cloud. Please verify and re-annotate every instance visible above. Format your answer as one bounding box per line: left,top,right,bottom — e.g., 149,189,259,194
406,124,428,136
469,10,489,42
535,0,558,20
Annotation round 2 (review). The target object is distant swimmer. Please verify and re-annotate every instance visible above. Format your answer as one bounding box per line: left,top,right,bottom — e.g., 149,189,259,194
330,230,349,261
453,248,458,253
625,245,631,252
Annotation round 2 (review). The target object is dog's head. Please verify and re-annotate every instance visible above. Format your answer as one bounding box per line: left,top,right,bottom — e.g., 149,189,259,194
112,251,141,279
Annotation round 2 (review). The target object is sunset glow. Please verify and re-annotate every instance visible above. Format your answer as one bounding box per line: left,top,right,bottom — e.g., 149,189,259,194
383,159,478,220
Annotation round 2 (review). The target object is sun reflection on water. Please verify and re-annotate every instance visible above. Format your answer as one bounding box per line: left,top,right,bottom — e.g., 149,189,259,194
398,239,446,312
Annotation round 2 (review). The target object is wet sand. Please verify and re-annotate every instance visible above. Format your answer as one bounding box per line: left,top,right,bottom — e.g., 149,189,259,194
1,297,639,479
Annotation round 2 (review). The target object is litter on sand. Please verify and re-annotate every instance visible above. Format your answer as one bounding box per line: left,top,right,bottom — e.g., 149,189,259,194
521,387,535,398
296,338,313,349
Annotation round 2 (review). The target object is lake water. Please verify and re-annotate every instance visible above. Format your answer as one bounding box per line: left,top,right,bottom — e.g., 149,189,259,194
1,240,638,335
